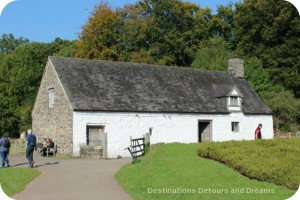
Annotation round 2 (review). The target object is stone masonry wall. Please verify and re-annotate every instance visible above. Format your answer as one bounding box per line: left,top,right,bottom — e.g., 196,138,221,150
32,60,73,156
228,57,244,78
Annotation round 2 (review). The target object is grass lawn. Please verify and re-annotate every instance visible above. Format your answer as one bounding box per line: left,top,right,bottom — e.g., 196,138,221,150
115,143,296,200
0,168,41,196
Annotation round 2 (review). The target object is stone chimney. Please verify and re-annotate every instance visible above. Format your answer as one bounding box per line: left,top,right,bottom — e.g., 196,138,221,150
228,56,244,78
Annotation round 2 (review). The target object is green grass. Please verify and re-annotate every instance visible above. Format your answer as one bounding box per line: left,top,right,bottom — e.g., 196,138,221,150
0,168,41,196
197,139,300,190
115,143,296,200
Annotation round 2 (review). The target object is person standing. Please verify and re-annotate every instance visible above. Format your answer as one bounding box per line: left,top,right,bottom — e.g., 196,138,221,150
26,129,37,168
0,133,10,168
255,124,262,140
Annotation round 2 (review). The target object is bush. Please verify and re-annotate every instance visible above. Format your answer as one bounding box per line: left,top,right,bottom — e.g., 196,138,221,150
197,139,300,189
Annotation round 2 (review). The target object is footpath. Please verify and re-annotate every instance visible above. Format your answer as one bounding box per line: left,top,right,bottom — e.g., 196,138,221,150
10,156,132,200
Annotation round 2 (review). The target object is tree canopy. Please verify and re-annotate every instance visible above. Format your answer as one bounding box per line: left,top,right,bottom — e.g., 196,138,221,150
233,0,300,97
0,37,75,136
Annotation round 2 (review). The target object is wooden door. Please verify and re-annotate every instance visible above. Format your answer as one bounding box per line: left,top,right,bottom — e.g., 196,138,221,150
87,126,104,146
198,121,211,142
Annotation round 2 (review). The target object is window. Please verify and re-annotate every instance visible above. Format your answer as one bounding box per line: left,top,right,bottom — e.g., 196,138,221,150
48,88,55,108
231,122,239,132
227,86,243,112
87,126,104,146
230,96,239,106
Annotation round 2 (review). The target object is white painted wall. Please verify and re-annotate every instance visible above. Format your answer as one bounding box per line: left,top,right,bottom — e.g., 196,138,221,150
72,112,273,158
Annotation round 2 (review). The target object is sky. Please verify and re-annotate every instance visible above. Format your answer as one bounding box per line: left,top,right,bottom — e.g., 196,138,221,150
0,0,241,43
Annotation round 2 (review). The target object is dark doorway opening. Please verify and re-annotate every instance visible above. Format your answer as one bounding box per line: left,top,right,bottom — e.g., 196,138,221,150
198,121,212,142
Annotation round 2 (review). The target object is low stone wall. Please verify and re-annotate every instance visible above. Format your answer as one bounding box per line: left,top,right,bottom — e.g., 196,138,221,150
80,145,103,159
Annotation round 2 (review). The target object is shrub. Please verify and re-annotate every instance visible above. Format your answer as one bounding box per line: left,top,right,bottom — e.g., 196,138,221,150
197,139,300,189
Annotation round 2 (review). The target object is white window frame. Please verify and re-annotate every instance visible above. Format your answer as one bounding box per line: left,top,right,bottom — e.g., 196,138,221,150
227,86,243,112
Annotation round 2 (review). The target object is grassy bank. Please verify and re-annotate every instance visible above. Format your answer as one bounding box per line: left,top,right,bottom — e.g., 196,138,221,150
0,168,41,196
116,143,296,200
197,139,300,190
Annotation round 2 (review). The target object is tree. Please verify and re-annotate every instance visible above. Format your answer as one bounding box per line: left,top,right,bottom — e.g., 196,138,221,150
264,90,300,132
233,0,300,97
244,57,273,96
191,36,232,70
0,33,29,55
76,2,124,60
0,37,75,136
75,0,212,66
244,57,300,132
210,3,235,45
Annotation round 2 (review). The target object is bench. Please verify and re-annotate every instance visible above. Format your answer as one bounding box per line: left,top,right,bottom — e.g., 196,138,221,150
36,143,57,157
45,143,57,157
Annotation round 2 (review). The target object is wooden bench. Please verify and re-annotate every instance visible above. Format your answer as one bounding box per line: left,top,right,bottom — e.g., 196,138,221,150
45,143,57,157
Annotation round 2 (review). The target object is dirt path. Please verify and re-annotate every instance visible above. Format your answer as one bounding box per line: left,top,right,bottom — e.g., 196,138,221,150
10,156,132,200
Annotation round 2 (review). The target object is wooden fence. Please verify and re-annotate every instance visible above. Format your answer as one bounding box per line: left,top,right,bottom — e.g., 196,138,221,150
9,139,27,156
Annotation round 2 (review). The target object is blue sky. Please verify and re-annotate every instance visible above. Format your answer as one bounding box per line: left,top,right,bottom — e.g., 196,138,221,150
0,0,240,43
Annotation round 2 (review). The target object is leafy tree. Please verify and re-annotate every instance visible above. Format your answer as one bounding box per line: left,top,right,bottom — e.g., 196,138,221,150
76,2,124,60
191,36,232,70
233,0,300,97
0,33,29,55
0,37,75,136
76,0,212,66
244,57,300,132
51,38,76,57
244,57,273,95
134,0,209,66
264,90,300,132
210,3,235,45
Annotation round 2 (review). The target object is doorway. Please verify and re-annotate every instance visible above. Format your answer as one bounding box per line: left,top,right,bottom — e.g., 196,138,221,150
86,126,105,146
198,121,212,142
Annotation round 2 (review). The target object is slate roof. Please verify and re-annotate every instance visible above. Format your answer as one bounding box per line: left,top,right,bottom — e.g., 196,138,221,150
49,56,272,115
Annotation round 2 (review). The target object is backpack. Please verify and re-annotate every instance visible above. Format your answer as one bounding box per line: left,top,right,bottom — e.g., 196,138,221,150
2,138,10,148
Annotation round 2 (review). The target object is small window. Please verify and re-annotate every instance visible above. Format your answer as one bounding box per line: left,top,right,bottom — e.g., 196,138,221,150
231,122,239,132
48,88,55,108
230,96,239,106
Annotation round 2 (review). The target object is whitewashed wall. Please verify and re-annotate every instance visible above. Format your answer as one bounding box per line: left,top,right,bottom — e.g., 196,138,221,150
72,112,273,158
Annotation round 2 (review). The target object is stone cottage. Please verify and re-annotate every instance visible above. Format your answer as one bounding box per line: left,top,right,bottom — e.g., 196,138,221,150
32,56,273,158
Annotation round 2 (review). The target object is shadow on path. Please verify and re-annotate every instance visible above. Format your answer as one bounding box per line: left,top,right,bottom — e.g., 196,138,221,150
10,161,60,168
35,162,60,167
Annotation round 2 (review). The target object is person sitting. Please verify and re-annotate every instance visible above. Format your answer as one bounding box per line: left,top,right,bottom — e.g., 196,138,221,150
40,137,54,156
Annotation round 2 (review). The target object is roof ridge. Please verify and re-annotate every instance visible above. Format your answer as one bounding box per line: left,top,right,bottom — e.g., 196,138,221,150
49,56,229,75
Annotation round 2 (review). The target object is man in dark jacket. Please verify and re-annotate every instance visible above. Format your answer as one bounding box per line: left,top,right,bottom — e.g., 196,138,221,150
26,129,36,168
0,133,10,168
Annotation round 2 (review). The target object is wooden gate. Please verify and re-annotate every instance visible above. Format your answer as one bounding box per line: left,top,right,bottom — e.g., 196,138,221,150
126,137,145,162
